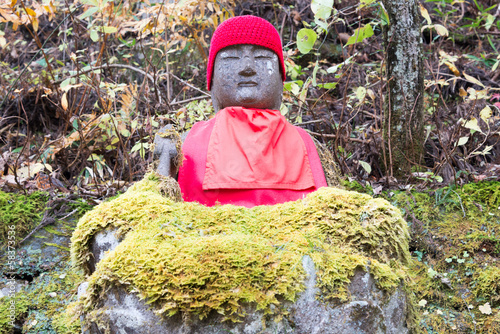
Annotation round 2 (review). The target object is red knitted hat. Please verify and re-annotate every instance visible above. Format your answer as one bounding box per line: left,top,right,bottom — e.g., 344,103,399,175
207,15,286,90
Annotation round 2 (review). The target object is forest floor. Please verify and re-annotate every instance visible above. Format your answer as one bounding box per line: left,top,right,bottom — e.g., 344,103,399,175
0,0,499,332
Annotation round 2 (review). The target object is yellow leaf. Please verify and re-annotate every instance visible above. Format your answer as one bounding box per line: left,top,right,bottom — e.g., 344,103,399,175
0,37,6,48
463,72,485,88
479,106,492,122
459,87,467,97
61,92,68,111
419,4,431,25
32,17,38,32
444,61,460,76
434,24,448,37
461,117,483,134
11,0,17,7
25,7,36,17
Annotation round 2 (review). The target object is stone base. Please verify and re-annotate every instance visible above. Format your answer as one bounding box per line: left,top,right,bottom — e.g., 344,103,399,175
82,256,408,334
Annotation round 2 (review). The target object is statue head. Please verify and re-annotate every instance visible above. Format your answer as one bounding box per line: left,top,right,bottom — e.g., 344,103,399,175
207,16,286,112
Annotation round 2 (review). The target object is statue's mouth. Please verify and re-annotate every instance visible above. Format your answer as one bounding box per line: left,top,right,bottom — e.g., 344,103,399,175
238,81,257,87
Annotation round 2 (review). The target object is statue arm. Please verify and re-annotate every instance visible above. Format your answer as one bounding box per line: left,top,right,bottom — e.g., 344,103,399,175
154,125,189,179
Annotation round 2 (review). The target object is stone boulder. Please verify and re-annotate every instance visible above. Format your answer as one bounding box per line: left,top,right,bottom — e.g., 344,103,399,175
71,172,416,333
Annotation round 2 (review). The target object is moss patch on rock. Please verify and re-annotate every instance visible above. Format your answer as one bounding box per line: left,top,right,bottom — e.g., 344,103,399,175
0,190,48,247
0,263,83,334
388,181,500,333
72,172,412,323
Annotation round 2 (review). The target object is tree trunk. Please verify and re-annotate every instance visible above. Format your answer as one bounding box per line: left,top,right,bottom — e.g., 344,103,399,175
381,0,425,178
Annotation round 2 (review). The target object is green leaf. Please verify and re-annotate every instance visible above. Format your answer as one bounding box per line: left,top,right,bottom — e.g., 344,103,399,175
318,82,337,90
90,29,99,42
80,0,99,6
345,24,374,46
311,0,333,20
358,160,371,174
99,26,117,34
355,86,367,101
79,6,99,20
312,61,319,86
284,82,301,95
60,78,71,90
296,28,317,54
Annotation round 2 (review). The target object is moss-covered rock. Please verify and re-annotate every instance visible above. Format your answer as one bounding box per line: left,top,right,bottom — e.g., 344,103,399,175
71,172,414,330
0,262,83,334
0,191,48,247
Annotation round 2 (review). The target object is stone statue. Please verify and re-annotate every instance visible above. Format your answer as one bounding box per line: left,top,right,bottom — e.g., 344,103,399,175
155,15,339,207
75,16,410,334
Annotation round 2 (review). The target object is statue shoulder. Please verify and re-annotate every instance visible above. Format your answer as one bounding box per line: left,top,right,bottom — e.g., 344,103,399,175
309,135,343,188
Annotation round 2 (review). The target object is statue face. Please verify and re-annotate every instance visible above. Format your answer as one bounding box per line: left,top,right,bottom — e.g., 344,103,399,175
211,44,283,111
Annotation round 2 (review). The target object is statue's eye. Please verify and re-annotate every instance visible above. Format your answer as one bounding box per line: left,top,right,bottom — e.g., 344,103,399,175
255,54,272,59
222,55,240,59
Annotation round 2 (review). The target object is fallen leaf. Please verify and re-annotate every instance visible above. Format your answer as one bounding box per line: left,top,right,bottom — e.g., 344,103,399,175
418,299,427,307
463,72,485,88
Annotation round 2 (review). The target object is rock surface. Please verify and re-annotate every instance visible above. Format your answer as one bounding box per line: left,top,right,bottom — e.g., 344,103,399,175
83,256,408,334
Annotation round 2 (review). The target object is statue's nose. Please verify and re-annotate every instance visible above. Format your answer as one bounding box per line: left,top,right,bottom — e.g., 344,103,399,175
239,57,257,76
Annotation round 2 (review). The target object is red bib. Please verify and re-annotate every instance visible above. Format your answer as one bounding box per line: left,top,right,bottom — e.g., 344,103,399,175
178,107,327,207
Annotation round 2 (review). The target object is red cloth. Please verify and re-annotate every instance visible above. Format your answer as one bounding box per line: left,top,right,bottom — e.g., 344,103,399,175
207,15,285,90
178,108,327,208
203,107,315,190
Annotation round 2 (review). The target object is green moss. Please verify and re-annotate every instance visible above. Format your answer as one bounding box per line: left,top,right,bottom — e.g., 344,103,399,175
389,181,500,333
0,191,48,246
72,172,412,323
0,263,83,333
474,266,500,307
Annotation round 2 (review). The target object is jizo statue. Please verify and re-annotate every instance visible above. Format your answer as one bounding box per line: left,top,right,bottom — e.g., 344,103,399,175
155,15,330,207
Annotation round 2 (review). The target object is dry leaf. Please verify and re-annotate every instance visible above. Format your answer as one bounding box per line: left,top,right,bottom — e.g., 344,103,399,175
457,136,469,146
61,92,68,111
461,117,483,134
444,61,460,76
419,4,432,25
463,72,485,88
25,7,36,17
459,87,467,97
434,24,449,37
479,106,492,122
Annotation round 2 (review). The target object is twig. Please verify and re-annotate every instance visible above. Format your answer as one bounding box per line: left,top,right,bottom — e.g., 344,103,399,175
169,95,210,106
19,206,78,245
161,72,211,97
305,130,370,144
294,119,324,126
51,63,156,85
